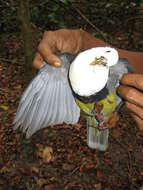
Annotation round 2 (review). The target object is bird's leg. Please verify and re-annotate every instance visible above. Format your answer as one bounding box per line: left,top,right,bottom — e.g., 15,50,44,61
92,102,109,130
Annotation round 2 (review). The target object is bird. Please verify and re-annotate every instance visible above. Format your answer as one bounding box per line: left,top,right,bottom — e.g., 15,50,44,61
13,47,133,151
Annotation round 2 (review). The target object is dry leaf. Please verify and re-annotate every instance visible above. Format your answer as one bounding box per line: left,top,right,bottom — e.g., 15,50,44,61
108,112,119,128
140,171,143,176
74,123,82,131
97,170,103,181
62,163,74,171
0,64,2,71
31,166,39,173
112,128,121,139
42,146,53,163
94,183,102,190
0,105,8,111
45,185,53,190
0,166,10,174
37,178,48,187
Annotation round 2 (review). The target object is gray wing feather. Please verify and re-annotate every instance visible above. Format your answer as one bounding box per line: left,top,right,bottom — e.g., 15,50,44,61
107,58,133,107
14,54,80,138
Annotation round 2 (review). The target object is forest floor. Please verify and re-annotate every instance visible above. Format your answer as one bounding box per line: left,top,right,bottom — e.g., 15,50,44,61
0,26,143,190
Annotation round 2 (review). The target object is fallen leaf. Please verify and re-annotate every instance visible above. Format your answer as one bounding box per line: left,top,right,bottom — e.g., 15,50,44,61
35,144,43,158
85,163,96,170
45,185,53,190
19,167,26,174
108,112,119,128
0,166,10,174
42,146,53,163
0,64,2,71
94,183,102,190
97,170,104,182
80,164,84,176
37,178,48,187
15,85,22,90
62,163,74,171
0,105,8,111
74,123,82,131
140,171,143,176
31,166,39,173
112,128,121,139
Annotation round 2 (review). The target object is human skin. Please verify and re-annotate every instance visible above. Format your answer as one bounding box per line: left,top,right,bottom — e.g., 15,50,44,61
33,29,143,130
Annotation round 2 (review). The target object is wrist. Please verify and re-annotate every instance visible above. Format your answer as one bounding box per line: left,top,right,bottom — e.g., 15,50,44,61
80,29,108,50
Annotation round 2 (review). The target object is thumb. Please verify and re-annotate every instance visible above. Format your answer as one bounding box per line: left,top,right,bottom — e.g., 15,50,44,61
38,43,62,67
45,54,62,67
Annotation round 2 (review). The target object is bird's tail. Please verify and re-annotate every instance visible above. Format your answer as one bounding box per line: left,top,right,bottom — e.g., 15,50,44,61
86,115,109,151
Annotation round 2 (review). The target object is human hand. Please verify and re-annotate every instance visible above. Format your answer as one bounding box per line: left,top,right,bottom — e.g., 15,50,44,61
33,29,83,69
33,29,107,69
33,28,143,74
118,74,143,131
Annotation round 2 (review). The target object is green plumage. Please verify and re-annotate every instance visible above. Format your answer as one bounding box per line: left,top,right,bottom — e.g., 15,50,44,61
75,91,116,151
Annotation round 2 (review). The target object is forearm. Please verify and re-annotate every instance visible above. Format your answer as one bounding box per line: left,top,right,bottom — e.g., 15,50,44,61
81,30,143,74
118,49,143,74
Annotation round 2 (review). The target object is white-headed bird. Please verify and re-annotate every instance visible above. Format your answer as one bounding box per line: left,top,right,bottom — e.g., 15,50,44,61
14,47,133,151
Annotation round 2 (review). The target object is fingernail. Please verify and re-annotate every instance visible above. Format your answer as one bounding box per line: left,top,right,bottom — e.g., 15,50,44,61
54,61,61,67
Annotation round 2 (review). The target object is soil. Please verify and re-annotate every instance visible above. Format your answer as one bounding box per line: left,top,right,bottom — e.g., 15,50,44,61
0,33,143,190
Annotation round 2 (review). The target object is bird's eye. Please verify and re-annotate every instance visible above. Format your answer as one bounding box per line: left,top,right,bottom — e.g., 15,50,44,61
106,50,110,53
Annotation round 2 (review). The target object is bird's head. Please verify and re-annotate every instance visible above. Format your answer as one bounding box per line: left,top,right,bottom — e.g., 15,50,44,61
69,47,119,103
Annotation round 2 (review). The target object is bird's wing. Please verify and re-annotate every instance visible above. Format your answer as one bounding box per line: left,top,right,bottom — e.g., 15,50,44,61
107,58,133,108
14,54,80,138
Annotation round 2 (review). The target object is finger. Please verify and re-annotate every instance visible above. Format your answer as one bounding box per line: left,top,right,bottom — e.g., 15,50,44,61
38,42,62,67
126,101,143,120
54,29,82,54
38,32,62,67
117,85,143,108
108,112,119,128
120,73,143,91
33,52,44,70
131,113,143,131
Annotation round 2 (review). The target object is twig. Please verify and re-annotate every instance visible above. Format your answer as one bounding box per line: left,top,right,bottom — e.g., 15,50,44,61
72,6,106,41
0,57,13,63
110,134,127,150
70,166,80,176
124,16,143,23
51,0,106,41
111,134,136,189
0,57,23,64
64,160,87,188
31,23,43,32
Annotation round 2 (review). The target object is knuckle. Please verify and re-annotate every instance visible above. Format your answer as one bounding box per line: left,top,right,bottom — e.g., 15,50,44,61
140,113,143,120
139,125,143,132
138,109,143,120
136,110,143,120
126,88,136,101
43,31,52,39
137,77,143,89
125,101,131,109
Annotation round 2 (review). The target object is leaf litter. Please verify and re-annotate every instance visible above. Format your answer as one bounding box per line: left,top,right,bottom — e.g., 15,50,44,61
0,34,143,190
